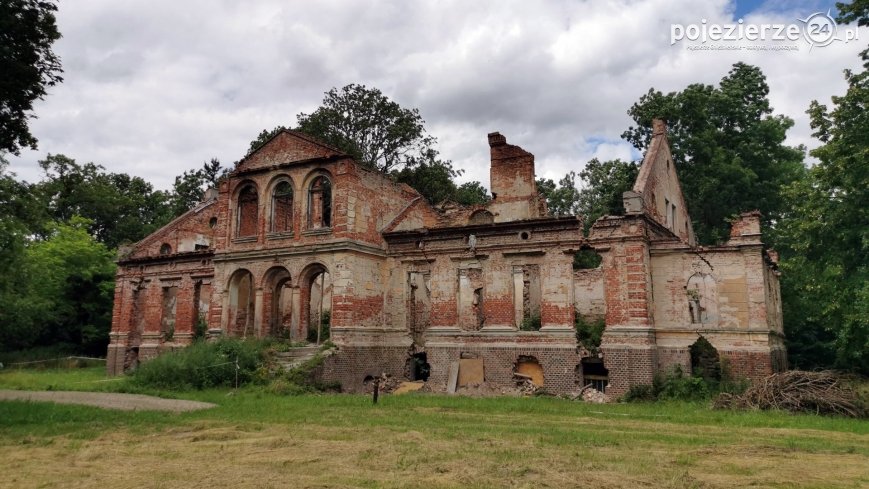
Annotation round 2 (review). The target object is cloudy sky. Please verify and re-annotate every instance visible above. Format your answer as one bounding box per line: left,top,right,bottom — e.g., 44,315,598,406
7,0,867,190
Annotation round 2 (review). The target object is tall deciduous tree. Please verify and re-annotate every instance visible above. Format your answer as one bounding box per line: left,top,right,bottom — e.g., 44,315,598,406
576,159,639,228
0,217,115,354
622,63,806,244
536,159,638,229
35,154,171,248
296,84,436,174
536,172,581,217
775,2,869,373
169,158,227,216
248,85,489,206
836,0,869,64
0,0,63,155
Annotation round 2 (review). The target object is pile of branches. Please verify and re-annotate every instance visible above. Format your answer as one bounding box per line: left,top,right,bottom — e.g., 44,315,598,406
713,370,865,418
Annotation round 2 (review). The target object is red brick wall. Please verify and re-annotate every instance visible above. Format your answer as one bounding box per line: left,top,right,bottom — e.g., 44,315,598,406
426,344,580,395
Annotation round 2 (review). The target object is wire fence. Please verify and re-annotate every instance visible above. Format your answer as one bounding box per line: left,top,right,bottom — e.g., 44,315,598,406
1,356,107,370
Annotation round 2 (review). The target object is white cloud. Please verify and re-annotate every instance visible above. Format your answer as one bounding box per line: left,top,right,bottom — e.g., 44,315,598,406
7,0,866,191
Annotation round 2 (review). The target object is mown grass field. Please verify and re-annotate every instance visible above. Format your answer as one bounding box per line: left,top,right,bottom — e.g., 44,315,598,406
1,367,867,488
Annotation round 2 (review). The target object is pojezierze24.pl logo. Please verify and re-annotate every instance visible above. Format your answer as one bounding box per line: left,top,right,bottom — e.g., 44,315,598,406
671,11,860,51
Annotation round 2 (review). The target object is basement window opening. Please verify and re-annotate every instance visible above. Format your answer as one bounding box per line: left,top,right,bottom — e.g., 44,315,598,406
580,358,608,393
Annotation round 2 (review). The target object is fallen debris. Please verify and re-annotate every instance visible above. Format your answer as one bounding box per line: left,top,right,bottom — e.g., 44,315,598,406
579,385,610,403
561,385,611,403
713,370,866,418
394,381,425,395
510,370,543,396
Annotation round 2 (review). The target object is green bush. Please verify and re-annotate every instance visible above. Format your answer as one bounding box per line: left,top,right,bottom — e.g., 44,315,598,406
623,364,745,403
266,378,312,396
573,249,602,269
654,366,710,401
130,338,270,390
575,315,605,352
519,314,541,331
623,384,656,402
192,314,208,342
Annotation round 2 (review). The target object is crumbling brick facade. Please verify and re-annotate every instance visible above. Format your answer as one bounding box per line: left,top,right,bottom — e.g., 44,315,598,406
108,122,786,397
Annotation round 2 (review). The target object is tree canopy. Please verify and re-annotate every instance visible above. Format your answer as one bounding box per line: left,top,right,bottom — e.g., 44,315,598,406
0,0,63,155
168,158,227,217
295,84,435,174
773,4,869,372
622,63,806,244
249,84,489,206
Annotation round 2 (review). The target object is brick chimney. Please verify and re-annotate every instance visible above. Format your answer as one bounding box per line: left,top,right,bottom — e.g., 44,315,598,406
728,210,762,244
487,132,539,221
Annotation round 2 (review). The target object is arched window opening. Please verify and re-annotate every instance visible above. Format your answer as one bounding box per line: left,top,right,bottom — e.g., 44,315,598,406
271,181,294,233
468,209,494,225
306,268,332,344
264,267,292,340
159,243,172,255
228,270,255,338
307,176,332,229
236,185,258,237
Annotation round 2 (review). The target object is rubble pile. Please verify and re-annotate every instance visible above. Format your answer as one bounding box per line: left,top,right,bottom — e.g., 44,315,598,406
579,385,610,403
513,372,541,396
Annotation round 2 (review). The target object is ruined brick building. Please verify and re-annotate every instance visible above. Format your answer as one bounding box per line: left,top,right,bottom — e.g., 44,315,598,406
107,119,786,396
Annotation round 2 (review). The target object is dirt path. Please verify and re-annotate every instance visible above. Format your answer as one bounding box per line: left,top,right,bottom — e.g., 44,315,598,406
0,390,216,412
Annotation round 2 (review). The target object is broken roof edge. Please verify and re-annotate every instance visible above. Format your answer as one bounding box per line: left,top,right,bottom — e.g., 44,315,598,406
116,197,217,262
382,215,582,239
631,118,667,194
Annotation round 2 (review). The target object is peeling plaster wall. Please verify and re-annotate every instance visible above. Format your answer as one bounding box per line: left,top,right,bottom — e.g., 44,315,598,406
574,268,605,322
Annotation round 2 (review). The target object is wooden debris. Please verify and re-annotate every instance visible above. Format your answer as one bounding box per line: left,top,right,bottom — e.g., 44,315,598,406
713,370,866,418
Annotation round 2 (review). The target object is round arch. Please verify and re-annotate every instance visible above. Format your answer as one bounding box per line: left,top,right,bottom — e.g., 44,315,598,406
263,266,293,339
264,175,296,234
302,170,333,230
227,268,255,337
298,262,332,344
232,180,260,238
468,209,494,225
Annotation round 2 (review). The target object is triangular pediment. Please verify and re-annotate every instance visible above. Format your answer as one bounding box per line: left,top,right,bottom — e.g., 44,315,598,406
625,119,696,245
235,130,346,172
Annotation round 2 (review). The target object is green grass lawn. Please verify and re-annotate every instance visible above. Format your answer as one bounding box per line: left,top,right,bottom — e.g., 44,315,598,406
1,368,867,488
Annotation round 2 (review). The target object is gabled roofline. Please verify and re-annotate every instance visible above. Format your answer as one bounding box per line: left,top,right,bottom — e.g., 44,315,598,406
118,197,217,260
234,129,348,170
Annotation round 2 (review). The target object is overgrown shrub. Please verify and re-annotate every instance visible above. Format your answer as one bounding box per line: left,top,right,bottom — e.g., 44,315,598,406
130,338,270,390
622,364,748,403
573,249,602,269
623,384,656,402
575,315,605,352
192,314,208,342
654,366,710,401
519,314,541,331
